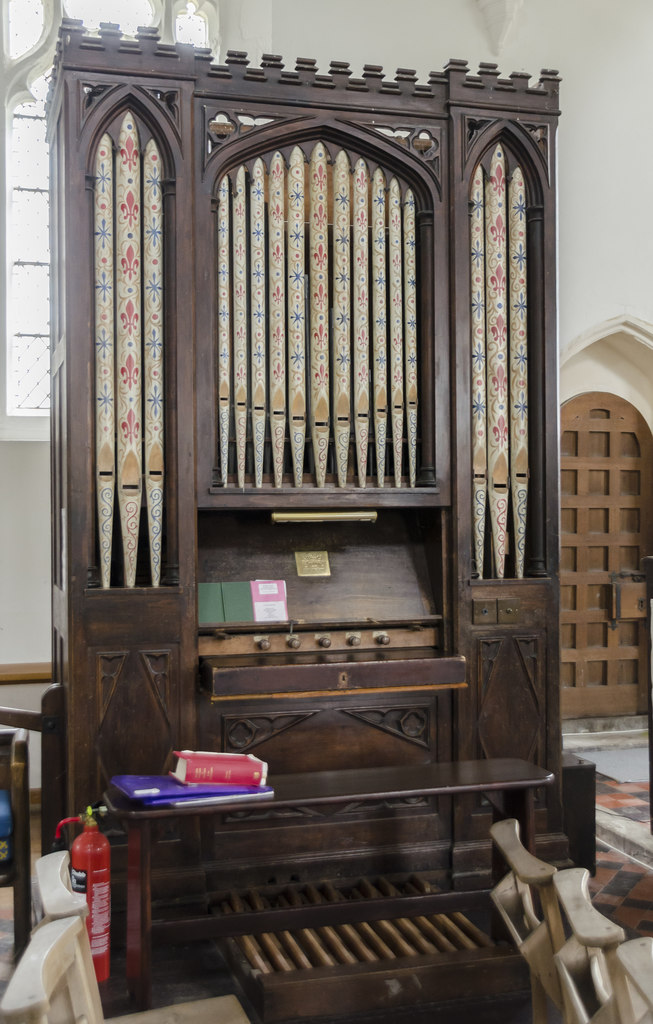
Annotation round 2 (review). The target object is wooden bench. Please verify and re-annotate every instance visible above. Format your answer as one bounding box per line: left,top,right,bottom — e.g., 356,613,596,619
104,757,554,1010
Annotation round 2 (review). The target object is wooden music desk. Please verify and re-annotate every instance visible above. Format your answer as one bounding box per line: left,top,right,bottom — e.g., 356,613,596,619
104,757,554,1010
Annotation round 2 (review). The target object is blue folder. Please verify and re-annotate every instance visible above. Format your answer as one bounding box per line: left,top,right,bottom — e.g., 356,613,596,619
110,774,274,807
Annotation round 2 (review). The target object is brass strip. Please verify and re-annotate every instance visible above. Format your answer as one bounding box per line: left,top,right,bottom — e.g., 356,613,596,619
208,682,466,702
272,511,377,523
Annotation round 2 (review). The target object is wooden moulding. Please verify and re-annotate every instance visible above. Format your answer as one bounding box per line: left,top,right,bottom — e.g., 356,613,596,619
200,652,466,699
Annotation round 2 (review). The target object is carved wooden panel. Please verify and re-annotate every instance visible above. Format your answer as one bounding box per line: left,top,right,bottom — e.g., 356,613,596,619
477,634,543,763
95,647,176,786
203,695,437,774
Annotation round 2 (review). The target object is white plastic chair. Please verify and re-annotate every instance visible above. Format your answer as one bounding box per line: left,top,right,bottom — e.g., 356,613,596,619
34,850,87,923
490,817,566,1024
1,852,251,1024
615,937,653,1024
553,867,630,1024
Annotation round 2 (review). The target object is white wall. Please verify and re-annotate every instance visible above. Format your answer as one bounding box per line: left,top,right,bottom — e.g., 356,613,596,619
0,440,50,663
0,439,51,788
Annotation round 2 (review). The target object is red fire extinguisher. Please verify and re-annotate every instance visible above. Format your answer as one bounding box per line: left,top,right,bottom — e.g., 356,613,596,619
69,807,111,982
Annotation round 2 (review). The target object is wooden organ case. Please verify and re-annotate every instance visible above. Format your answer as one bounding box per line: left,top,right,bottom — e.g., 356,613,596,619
48,20,563,1019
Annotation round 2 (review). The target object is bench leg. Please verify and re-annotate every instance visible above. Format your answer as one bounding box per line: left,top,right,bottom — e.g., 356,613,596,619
126,820,152,1010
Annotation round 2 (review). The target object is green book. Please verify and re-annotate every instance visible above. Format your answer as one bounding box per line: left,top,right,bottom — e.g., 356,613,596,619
198,582,225,625
222,581,255,623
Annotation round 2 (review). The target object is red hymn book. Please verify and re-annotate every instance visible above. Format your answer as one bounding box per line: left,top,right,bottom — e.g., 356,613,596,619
172,750,268,786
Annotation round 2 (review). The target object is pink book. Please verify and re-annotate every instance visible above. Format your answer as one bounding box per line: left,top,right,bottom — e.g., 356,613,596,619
250,580,288,623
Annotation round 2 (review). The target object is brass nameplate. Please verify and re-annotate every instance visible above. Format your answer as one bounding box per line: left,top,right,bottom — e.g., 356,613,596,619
295,551,331,577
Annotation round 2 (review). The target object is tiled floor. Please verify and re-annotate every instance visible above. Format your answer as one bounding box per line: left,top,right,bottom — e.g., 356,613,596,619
590,773,653,937
596,775,651,826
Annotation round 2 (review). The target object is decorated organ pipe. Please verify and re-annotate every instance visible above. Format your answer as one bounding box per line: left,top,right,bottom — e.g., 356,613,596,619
94,134,116,590
93,111,166,588
333,150,351,488
143,139,164,586
287,146,307,487
371,168,388,487
115,113,143,589
213,144,420,490
470,144,529,580
353,157,371,487
508,167,528,579
268,153,287,489
309,144,330,488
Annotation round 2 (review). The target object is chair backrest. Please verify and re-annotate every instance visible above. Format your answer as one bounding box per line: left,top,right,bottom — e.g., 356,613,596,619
490,816,565,1012
0,913,253,1024
34,850,88,923
553,867,628,1024
615,937,653,1024
0,915,105,1024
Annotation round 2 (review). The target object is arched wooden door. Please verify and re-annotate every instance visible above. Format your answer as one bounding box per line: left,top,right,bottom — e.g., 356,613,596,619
560,393,653,718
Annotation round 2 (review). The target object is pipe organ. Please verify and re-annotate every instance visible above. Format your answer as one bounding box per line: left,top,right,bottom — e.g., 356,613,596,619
49,22,563,1018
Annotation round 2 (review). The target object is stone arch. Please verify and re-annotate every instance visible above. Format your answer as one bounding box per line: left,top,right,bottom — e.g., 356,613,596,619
561,316,653,434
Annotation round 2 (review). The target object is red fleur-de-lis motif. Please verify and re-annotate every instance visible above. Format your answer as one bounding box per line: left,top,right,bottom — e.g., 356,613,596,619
120,190,139,229
313,282,327,310
314,363,328,387
492,162,505,193
121,135,139,173
313,243,328,272
272,360,284,383
490,264,506,294
313,322,328,348
491,362,507,399
271,284,283,307
358,288,368,309
313,201,327,231
356,211,367,231
120,300,139,338
490,313,507,347
489,214,506,247
235,365,246,384
492,414,508,446
121,407,140,444
271,242,283,263
313,164,327,192
120,244,139,280
120,352,140,390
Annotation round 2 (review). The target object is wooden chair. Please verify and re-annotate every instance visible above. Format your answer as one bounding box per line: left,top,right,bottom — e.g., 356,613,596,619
490,817,566,1024
0,729,31,957
0,913,252,1024
553,867,630,1024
